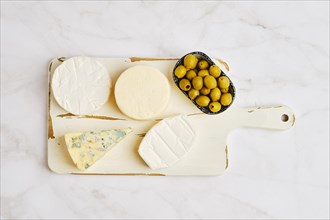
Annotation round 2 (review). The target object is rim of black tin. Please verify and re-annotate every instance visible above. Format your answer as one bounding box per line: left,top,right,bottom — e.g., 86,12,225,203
172,51,236,115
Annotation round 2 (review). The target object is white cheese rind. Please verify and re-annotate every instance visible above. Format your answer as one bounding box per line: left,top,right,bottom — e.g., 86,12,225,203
114,65,170,120
52,57,111,115
65,128,132,170
138,115,195,169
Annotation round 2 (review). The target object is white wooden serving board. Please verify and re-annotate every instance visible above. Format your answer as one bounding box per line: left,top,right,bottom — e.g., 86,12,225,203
47,57,295,176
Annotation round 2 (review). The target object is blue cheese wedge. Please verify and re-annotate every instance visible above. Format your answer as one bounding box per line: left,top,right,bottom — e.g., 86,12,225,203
138,115,195,169
64,128,132,170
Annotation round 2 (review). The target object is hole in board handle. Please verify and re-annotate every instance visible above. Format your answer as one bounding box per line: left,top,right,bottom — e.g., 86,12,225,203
281,114,289,122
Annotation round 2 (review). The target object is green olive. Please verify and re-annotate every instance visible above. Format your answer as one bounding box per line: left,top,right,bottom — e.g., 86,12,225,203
200,87,210,95
209,65,221,78
204,75,217,89
218,76,230,89
184,54,198,69
174,65,187,78
198,69,209,77
195,95,210,107
220,93,232,106
179,79,191,91
209,102,221,113
210,88,221,101
192,76,203,90
220,87,229,93
186,70,197,80
198,60,209,70
188,89,200,100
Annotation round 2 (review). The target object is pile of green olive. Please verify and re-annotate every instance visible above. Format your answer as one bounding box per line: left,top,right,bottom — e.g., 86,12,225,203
174,54,233,113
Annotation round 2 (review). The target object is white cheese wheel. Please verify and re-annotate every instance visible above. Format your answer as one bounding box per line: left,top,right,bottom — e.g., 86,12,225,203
114,65,170,120
52,57,111,115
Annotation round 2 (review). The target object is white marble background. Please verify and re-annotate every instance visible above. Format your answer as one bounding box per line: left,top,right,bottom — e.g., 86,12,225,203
1,1,329,219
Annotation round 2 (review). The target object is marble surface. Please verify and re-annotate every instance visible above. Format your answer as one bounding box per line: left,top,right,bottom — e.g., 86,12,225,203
1,1,329,219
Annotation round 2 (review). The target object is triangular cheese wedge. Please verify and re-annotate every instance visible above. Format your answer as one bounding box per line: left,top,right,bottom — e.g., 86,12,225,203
64,128,132,170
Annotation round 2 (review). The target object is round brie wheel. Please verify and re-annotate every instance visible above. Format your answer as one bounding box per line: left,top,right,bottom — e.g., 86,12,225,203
115,65,170,120
52,57,111,115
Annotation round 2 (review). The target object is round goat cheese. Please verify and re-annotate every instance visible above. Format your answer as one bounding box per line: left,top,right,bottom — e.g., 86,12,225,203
52,57,111,115
115,65,170,120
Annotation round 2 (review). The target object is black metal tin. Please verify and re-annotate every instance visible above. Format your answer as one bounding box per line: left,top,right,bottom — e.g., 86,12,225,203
172,51,236,115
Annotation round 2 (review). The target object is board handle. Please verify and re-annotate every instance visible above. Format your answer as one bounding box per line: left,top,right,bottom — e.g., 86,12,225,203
238,105,295,130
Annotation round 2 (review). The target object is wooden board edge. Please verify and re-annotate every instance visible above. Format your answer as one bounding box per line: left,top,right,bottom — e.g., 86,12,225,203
225,145,229,169
216,59,230,72
130,57,179,62
71,173,166,176
48,60,55,139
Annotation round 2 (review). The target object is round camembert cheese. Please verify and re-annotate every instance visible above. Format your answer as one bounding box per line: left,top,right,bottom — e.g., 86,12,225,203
52,57,111,115
115,65,171,120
